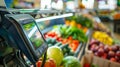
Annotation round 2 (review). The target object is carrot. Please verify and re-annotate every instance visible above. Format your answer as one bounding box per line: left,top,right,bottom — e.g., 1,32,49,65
77,24,82,29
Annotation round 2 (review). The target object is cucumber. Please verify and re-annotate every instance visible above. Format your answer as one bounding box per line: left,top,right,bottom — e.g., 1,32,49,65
55,42,62,46
51,38,57,44
46,38,52,44
69,51,74,56
59,44,69,49
46,38,57,44
48,44,52,47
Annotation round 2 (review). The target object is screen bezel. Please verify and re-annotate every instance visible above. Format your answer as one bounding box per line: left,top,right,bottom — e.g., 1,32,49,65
21,19,46,50
5,14,48,62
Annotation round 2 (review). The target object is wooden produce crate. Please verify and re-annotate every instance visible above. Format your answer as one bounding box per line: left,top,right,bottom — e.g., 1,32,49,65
85,29,113,54
81,54,120,67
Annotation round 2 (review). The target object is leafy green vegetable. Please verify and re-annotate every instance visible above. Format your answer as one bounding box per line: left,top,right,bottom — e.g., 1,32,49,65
66,15,93,28
53,25,88,42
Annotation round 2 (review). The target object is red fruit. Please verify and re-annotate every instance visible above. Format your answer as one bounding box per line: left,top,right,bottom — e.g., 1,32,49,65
94,52,98,56
116,51,120,57
111,46,119,52
108,47,112,51
102,53,107,59
36,58,56,67
56,37,63,42
104,45,110,53
110,58,117,62
92,46,99,53
90,44,97,51
97,48,104,57
36,61,42,67
90,39,100,45
84,63,90,67
115,56,120,61
48,59,56,67
108,51,115,58
118,60,120,63
99,43,104,48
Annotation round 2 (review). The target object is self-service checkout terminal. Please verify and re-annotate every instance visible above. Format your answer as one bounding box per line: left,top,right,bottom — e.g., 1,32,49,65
0,0,65,66
4,14,48,66
0,8,48,66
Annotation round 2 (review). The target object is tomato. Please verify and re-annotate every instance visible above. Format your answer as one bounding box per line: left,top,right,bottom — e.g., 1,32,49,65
36,58,56,67
68,36,73,40
36,61,42,67
69,40,79,52
56,37,63,42
72,40,79,45
45,32,58,38
62,39,68,44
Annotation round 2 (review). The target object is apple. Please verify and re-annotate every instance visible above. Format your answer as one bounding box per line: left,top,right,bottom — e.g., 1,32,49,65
97,48,104,57
47,46,64,66
92,46,99,53
110,57,117,62
104,45,110,53
102,53,107,59
90,44,97,51
115,56,120,62
36,58,56,67
94,52,98,56
116,51,120,57
99,43,104,48
108,47,112,51
111,46,119,52
108,51,115,59
89,39,100,46
118,60,120,63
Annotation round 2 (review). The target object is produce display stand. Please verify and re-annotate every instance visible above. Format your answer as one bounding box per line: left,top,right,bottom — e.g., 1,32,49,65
33,12,94,67
37,23,91,59
83,20,120,67
81,53,120,67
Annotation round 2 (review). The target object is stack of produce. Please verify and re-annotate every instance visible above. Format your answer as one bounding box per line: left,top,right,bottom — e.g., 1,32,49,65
88,38,120,63
65,15,93,33
92,31,113,46
36,15,93,67
36,46,81,67
44,25,88,52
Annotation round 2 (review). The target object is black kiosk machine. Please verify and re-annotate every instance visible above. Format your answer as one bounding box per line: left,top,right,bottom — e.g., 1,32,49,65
0,2,48,66
5,14,48,65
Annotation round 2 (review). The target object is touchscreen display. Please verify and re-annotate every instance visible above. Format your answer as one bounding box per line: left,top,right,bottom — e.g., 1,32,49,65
23,21,44,49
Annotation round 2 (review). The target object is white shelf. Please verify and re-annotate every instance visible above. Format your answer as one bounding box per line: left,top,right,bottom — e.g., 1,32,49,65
35,13,73,22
